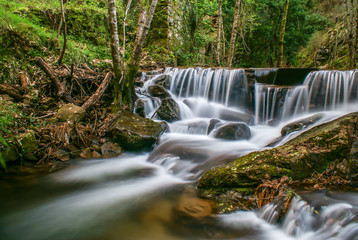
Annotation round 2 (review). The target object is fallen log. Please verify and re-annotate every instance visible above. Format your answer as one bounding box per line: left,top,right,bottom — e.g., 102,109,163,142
0,83,23,101
34,57,75,104
81,72,112,111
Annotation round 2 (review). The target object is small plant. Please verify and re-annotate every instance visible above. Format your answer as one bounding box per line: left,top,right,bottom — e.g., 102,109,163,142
0,100,20,133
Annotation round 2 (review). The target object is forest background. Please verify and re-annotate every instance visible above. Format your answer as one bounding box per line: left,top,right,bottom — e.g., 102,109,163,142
0,0,357,85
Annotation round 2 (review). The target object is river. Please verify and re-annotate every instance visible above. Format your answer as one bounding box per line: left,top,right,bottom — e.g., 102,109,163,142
0,68,358,240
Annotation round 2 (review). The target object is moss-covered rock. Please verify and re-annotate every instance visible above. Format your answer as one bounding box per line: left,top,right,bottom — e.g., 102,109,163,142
56,104,86,123
0,135,19,169
198,112,358,192
17,130,38,161
107,112,166,151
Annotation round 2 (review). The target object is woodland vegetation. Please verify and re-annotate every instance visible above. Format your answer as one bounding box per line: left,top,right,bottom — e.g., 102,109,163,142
0,0,357,173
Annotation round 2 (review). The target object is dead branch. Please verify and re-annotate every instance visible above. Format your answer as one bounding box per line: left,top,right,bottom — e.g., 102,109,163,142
34,57,75,104
81,72,112,111
0,83,24,101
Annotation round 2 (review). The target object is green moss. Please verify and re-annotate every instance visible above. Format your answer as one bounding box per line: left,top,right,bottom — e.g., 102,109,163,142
198,112,358,190
0,135,20,170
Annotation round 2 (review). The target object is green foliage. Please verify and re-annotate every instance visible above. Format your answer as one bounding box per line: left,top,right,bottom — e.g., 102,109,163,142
0,100,20,133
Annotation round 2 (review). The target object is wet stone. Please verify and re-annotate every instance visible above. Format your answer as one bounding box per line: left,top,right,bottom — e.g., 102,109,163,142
212,123,251,140
156,98,181,122
107,112,166,151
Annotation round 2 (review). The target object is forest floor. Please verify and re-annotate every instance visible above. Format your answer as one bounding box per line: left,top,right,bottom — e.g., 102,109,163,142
0,54,161,180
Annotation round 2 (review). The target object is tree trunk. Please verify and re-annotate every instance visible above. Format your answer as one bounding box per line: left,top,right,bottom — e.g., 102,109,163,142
216,0,222,66
123,0,133,60
58,0,67,65
351,0,357,69
277,0,290,67
121,0,158,111
227,0,242,68
108,0,123,112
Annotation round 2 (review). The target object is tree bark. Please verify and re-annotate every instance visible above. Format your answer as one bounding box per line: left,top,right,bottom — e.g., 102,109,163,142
108,0,123,112
227,0,242,68
351,0,357,69
58,0,67,65
123,0,132,60
34,57,74,103
277,0,290,67
81,72,112,111
216,0,222,66
121,0,158,111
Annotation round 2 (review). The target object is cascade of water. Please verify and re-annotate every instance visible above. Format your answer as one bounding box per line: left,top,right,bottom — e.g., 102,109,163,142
254,84,289,123
304,70,358,111
167,67,248,108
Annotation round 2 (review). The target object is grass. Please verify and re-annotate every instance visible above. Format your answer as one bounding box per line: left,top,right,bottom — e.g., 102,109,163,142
0,0,111,69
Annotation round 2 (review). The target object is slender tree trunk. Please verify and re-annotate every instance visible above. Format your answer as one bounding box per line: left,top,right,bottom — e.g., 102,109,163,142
58,0,67,65
57,0,69,40
108,0,122,112
123,0,133,60
227,0,242,68
216,0,222,66
121,0,158,111
351,0,357,69
277,0,290,67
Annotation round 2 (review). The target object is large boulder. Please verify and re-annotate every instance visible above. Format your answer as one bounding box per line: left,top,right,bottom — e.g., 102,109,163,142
147,84,170,98
156,98,181,122
107,112,166,150
198,112,358,191
56,104,86,123
212,123,251,140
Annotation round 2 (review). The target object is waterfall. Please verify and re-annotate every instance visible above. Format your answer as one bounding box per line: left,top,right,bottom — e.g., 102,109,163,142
167,67,249,108
164,68,358,124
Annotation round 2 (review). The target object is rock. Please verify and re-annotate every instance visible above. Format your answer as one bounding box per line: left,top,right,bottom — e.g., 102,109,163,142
107,112,166,150
175,187,213,219
17,130,38,161
152,74,170,88
281,113,323,136
0,135,19,168
198,112,358,192
159,121,170,132
79,148,101,159
52,149,70,161
207,119,221,134
212,123,251,140
56,104,86,123
147,84,170,98
156,98,181,122
135,99,146,118
92,151,101,158
101,142,122,158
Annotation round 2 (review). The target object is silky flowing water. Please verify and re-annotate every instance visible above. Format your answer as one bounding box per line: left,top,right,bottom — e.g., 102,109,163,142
1,68,358,240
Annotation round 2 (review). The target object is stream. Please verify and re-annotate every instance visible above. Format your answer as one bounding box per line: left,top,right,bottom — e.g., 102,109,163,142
1,68,358,240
